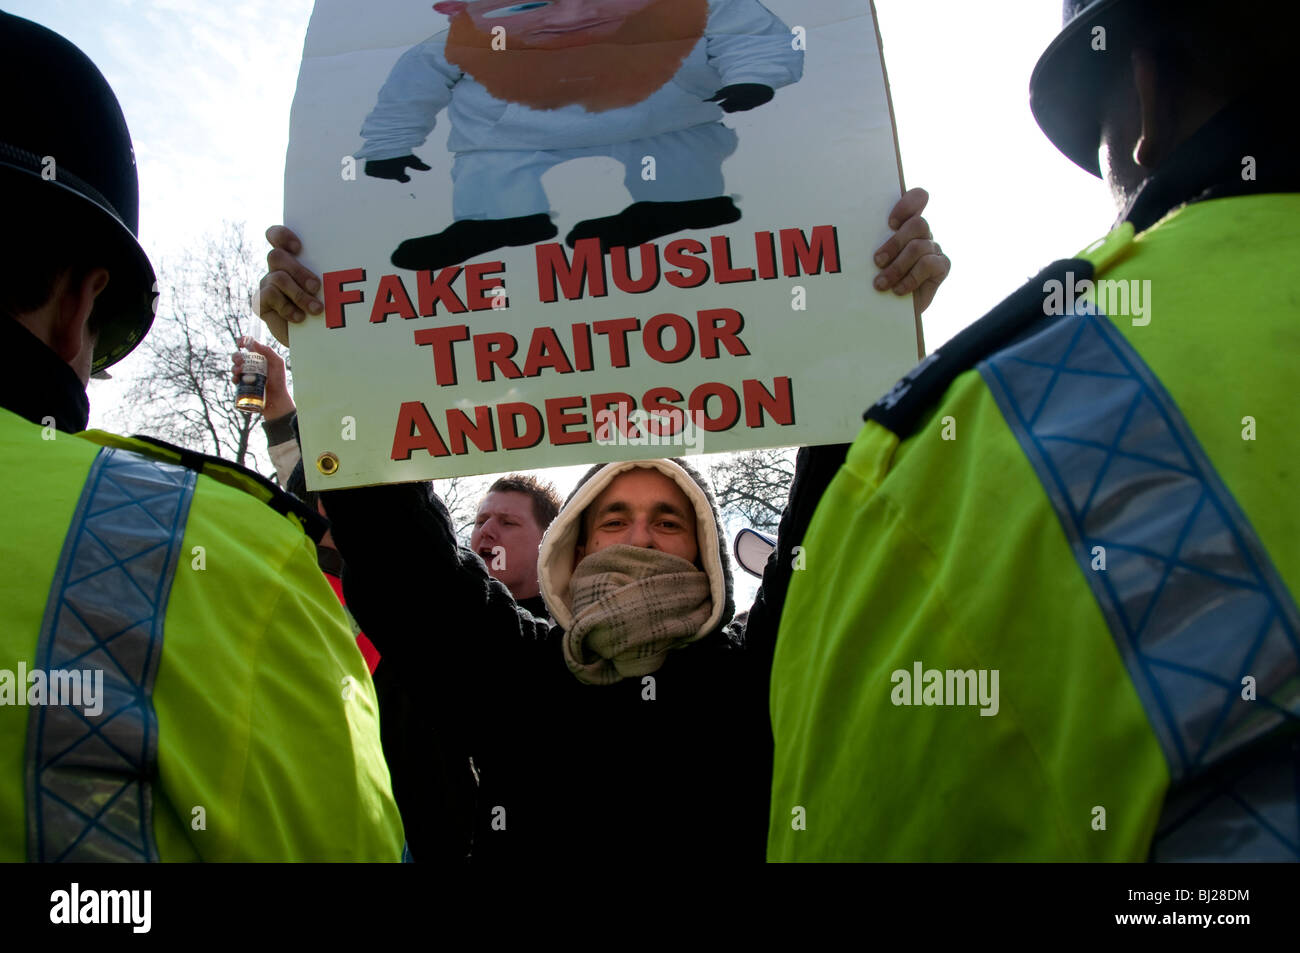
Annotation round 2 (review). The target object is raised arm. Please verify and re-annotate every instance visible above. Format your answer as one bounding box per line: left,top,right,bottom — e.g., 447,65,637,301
321,480,552,677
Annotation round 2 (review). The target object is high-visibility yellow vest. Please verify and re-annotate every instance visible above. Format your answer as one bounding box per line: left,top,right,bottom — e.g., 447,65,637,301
769,194,1300,861
0,410,404,861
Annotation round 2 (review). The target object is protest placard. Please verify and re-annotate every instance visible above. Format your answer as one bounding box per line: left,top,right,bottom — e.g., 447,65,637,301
285,0,919,489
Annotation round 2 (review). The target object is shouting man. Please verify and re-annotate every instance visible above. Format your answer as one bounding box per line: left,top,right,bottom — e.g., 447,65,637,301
470,474,562,617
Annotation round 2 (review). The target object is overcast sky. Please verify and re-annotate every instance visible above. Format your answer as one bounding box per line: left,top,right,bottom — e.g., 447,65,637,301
6,0,1116,603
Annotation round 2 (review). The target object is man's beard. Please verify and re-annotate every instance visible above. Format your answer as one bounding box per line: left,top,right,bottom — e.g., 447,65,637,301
445,0,709,112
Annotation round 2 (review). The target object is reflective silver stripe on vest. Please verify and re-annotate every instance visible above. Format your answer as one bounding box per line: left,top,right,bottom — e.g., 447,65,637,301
978,306,1300,861
26,447,196,862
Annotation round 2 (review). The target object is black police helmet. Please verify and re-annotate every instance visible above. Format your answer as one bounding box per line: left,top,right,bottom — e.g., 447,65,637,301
1029,0,1135,178
0,11,158,372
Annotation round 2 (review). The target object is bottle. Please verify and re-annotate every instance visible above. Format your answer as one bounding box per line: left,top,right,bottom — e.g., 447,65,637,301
236,350,268,415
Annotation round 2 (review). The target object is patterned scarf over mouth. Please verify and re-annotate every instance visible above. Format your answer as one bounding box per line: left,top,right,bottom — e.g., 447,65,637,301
562,544,713,686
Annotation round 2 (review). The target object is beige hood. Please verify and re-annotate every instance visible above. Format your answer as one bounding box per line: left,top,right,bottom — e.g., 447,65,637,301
537,458,733,636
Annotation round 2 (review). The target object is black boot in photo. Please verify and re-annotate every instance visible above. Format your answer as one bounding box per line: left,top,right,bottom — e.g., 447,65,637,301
565,197,742,252
391,213,557,270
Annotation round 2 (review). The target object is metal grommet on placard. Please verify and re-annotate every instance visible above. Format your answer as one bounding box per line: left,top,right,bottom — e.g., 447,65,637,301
316,452,340,476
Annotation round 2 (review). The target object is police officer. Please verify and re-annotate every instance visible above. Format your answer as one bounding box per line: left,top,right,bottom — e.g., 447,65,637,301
768,0,1300,861
0,12,404,862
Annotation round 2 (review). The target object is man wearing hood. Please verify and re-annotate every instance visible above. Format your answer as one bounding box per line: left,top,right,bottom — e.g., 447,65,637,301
319,454,771,860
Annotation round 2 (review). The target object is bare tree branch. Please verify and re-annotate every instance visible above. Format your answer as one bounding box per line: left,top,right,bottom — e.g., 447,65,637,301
115,222,286,474
436,474,492,545
706,447,798,534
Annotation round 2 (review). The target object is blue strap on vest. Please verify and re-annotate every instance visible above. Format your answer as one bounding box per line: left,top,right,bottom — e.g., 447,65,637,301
26,447,196,862
979,305,1300,861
